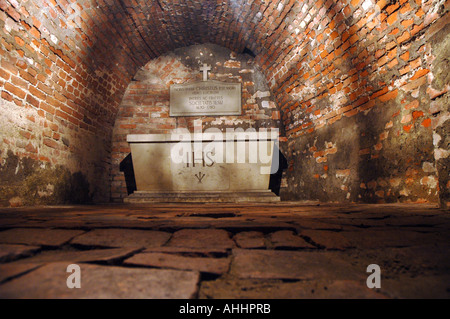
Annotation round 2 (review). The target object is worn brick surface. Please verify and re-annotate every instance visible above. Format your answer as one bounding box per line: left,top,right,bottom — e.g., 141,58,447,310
269,230,316,249
200,278,386,299
0,263,43,283
0,228,85,246
0,244,40,262
166,229,235,250
11,247,141,264
125,252,231,274
231,249,362,280
70,229,171,248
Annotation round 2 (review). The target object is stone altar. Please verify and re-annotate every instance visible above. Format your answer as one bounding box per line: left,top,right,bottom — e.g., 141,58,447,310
124,131,280,203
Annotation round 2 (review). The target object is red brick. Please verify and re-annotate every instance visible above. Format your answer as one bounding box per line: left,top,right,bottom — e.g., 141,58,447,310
412,111,424,119
14,36,25,46
30,27,41,38
387,11,398,25
404,100,419,110
397,31,410,44
40,102,56,115
410,69,429,81
20,70,37,86
4,82,26,99
1,90,13,102
370,87,388,99
400,51,409,61
0,68,10,80
26,94,40,108
409,58,421,69
359,148,371,156
120,124,137,129
421,118,431,128
401,19,414,28
313,150,325,158
43,138,59,149
29,86,46,100
378,89,398,102
403,124,413,132
387,58,398,69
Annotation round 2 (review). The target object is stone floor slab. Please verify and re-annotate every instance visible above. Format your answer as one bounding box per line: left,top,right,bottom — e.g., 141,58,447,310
231,249,362,281
0,244,41,262
269,230,316,249
11,247,141,264
125,252,231,274
0,263,43,283
380,275,450,298
166,229,235,249
0,228,85,246
0,262,200,298
0,203,448,299
233,231,266,249
345,229,449,249
199,278,386,299
70,229,171,248
144,246,228,255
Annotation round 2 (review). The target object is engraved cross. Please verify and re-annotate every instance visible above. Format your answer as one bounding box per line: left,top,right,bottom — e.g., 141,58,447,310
200,63,211,81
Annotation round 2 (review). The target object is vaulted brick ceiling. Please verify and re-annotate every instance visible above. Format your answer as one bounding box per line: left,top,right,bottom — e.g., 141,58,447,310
79,0,293,79
5,0,300,128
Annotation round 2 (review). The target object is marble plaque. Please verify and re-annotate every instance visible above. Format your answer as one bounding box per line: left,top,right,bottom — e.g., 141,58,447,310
170,80,241,116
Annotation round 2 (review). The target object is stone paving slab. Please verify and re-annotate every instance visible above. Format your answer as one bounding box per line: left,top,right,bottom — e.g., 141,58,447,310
11,247,141,264
199,278,386,299
379,275,450,298
166,229,235,249
0,263,43,283
208,220,296,232
343,245,450,278
70,229,171,248
300,230,353,250
0,218,28,227
125,252,231,274
144,246,228,255
269,230,316,249
0,262,200,298
0,228,85,246
0,244,41,262
292,219,344,231
231,249,362,280
233,231,266,249
343,229,449,249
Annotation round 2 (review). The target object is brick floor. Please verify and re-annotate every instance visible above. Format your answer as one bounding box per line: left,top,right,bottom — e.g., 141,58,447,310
0,202,449,299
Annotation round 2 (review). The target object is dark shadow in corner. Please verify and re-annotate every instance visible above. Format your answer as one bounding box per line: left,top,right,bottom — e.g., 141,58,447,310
269,146,288,196
119,154,136,195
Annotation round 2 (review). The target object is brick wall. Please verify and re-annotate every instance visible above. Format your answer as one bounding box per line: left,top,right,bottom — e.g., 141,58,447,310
0,0,129,205
0,0,448,207
110,44,283,202
266,0,449,206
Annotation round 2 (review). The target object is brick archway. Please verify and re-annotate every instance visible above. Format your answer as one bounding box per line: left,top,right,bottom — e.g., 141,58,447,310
0,0,448,206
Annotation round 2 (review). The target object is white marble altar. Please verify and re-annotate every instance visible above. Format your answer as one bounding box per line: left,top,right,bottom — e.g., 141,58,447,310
125,131,280,202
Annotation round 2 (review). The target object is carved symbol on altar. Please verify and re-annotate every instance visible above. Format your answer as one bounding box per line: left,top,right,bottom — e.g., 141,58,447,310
195,172,206,183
